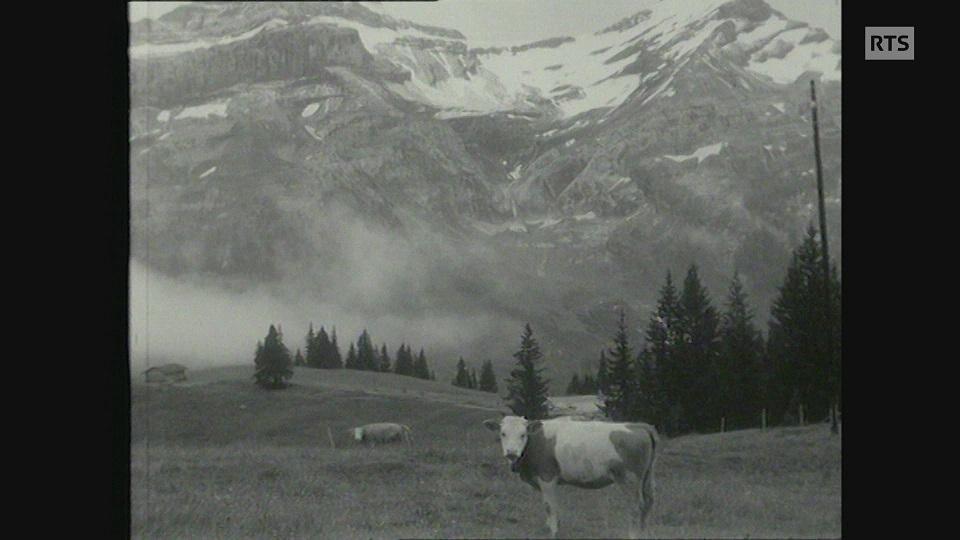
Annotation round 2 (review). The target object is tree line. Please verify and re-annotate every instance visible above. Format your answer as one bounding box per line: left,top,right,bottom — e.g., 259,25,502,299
580,225,840,435
253,323,438,389
254,225,840,438
452,357,498,393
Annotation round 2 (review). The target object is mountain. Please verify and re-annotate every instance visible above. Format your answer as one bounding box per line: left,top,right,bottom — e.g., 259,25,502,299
129,0,840,386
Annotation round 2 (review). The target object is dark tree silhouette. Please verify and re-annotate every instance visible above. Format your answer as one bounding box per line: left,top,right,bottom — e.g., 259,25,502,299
601,309,637,422
718,272,764,430
345,342,360,370
254,324,293,389
479,360,498,393
505,323,550,420
453,357,471,388
413,348,431,380
379,344,392,372
394,344,414,376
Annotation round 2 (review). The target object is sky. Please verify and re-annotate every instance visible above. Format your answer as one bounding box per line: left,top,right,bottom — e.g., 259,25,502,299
128,0,842,42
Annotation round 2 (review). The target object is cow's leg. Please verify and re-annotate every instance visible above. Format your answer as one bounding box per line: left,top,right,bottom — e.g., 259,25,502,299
614,472,643,539
537,478,560,538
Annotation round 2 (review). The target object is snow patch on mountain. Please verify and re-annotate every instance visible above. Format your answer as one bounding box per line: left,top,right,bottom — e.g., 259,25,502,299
129,19,288,59
302,103,320,118
175,100,230,120
665,142,725,163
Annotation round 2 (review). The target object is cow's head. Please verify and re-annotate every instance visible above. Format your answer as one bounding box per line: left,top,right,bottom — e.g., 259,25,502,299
353,427,363,441
483,415,543,472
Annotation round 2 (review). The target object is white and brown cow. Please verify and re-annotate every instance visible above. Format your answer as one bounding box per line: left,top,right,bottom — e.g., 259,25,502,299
351,423,413,445
483,415,657,539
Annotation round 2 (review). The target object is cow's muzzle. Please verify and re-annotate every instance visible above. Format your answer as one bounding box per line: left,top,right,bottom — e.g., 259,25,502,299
505,452,522,472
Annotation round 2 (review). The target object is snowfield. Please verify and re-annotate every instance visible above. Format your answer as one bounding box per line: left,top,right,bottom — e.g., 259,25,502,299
131,0,839,120
665,142,726,164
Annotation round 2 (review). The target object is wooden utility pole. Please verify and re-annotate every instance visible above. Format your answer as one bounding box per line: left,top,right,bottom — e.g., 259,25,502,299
811,80,839,435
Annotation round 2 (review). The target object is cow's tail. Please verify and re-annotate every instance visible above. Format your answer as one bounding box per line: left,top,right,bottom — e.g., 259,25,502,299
402,424,414,445
641,425,658,526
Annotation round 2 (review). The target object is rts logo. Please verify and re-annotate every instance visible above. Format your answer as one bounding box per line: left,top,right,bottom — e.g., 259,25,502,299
865,27,914,60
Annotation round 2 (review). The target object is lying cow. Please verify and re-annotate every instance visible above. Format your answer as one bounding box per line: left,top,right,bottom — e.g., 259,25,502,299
483,415,657,539
350,423,413,445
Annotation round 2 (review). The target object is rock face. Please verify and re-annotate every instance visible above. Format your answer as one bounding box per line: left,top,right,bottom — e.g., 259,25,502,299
131,24,407,107
129,0,840,384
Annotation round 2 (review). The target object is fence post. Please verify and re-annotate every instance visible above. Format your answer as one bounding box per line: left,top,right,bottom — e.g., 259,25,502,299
720,417,725,433
761,408,766,431
327,426,336,449
799,403,805,426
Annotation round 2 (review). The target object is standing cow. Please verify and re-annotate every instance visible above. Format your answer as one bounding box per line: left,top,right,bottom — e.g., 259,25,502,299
483,415,657,539
351,423,413,445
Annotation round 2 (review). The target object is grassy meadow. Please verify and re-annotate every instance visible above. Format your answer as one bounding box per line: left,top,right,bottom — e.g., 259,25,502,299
131,367,841,539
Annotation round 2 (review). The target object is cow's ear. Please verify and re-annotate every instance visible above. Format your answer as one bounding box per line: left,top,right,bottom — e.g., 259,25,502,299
482,418,501,432
527,420,543,434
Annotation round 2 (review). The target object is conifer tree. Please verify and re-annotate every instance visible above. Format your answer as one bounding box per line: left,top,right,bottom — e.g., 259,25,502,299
413,348,431,379
674,264,721,433
294,348,305,367
328,327,343,369
601,309,637,421
718,272,764,430
453,357,471,388
345,342,360,370
379,344,391,372
566,373,582,395
356,330,377,371
634,347,664,428
768,225,841,425
394,344,413,376
479,360,498,393
505,323,550,420
254,324,293,389
312,326,328,368
305,323,318,368
644,271,680,432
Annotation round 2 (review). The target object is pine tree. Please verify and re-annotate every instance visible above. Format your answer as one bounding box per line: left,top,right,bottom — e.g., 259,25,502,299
479,360,498,393
768,225,841,425
505,323,550,420
601,309,637,421
394,344,413,376
294,348,305,367
314,326,332,368
345,342,360,370
674,264,721,433
718,272,764,430
633,347,664,428
566,373,582,395
254,324,293,389
327,327,343,369
644,271,680,433
356,329,377,371
379,344,391,372
305,323,318,368
453,357,471,388
413,349,431,379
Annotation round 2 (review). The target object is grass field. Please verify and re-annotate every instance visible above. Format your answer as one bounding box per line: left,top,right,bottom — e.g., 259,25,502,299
131,366,841,539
